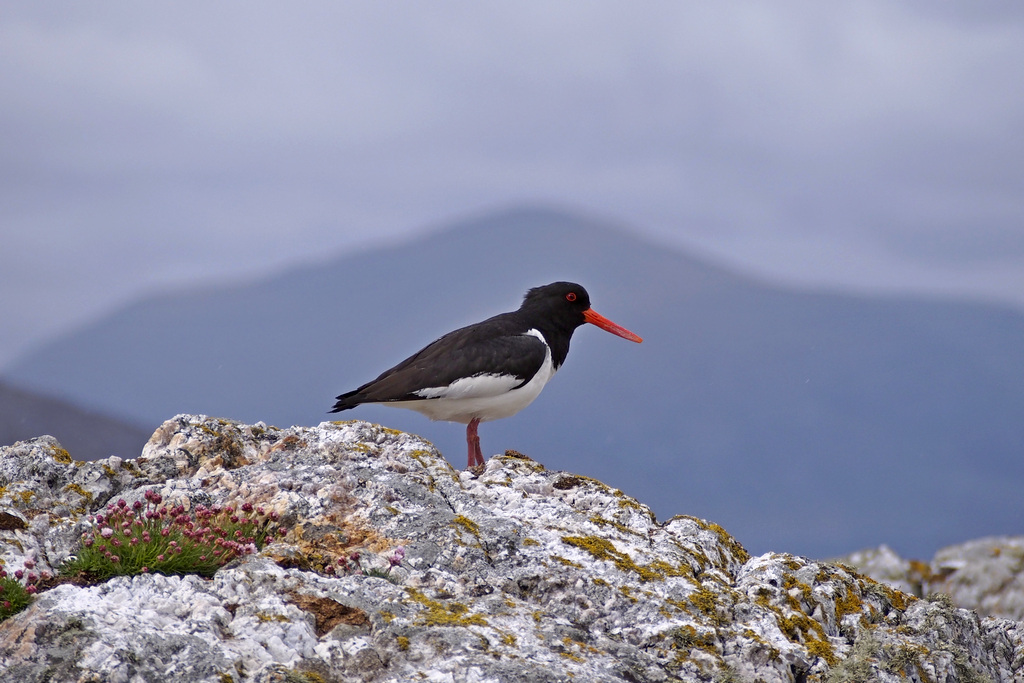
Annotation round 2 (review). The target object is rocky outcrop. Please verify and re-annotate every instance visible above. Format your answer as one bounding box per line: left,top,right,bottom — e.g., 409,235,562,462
846,539,1024,622
1,415,1021,682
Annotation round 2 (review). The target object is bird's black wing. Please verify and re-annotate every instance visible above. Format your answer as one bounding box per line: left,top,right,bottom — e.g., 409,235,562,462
330,317,547,412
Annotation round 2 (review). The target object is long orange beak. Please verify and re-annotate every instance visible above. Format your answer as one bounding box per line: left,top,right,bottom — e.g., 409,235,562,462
583,308,643,343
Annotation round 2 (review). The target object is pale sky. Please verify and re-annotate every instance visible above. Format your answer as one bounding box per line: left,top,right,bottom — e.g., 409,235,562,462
3,1,1023,368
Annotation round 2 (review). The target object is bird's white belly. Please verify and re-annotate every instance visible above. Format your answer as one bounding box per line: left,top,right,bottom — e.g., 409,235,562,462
385,346,556,424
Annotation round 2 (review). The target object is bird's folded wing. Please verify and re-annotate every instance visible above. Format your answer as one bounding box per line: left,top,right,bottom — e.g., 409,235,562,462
359,331,549,403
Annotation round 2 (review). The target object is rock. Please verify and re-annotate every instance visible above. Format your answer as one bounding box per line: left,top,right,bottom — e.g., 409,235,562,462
846,537,1024,622
1,415,1022,682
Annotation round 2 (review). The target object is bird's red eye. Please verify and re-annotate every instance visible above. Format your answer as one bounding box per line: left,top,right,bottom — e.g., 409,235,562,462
566,292,577,302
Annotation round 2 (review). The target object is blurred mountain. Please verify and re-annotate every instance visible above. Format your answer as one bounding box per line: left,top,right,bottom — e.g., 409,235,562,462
4,206,1024,558
0,379,151,462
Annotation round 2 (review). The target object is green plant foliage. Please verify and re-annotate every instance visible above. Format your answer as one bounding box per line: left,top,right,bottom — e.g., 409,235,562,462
61,491,286,581
0,575,35,621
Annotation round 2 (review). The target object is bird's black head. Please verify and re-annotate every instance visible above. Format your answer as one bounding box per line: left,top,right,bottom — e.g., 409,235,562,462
520,281,642,346
520,282,592,328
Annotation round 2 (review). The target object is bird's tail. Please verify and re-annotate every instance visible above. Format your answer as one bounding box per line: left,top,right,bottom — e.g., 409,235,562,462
328,390,364,413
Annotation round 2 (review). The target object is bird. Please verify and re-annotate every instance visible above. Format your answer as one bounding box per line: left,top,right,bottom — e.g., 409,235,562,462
329,282,642,469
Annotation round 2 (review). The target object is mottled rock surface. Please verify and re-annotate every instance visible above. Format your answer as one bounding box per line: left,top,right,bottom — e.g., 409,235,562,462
1,415,1022,682
847,538,1024,622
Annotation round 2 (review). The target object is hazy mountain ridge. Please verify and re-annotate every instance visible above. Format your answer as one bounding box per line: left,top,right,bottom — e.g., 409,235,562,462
0,379,151,462
4,207,1023,558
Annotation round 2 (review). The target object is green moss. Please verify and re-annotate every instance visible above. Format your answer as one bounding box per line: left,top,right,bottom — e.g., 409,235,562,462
665,597,689,613
51,446,73,464
807,638,838,667
256,612,290,623
62,482,93,501
405,587,488,627
835,587,864,621
452,514,480,536
614,495,650,515
397,635,410,651
864,580,914,612
560,535,667,582
703,521,750,563
754,587,773,608
588,514,643,537
551,555,583,569
120,460,143,476
783,575,814,610
281,672,326,683
522,537,540,547
646,558,692,579
669,624,718,654
689,587,718,617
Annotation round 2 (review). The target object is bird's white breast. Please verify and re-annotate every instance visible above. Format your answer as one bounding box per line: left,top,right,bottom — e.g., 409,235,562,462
386,329,556,424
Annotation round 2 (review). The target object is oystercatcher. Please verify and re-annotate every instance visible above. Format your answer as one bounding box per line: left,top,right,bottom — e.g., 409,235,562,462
329,282,642,468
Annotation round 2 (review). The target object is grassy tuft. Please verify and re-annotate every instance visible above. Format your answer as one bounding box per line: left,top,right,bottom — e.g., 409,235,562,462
61,490,286,581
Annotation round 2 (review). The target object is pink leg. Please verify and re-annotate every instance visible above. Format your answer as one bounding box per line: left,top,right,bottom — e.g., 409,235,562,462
466,417,484,468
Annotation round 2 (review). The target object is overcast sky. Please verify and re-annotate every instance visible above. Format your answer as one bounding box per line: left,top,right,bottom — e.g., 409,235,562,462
3,1,1023,368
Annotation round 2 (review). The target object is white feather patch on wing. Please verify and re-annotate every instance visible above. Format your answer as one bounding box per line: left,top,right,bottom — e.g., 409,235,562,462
386,329,557,424
413,373,523,400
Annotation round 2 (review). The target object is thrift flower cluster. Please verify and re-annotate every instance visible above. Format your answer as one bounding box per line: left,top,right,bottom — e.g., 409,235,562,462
323,545,405,580
0,557,43,620
62,490,287,580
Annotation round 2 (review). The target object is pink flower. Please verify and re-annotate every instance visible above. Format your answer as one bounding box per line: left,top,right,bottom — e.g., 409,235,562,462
101,527,114,539
23,558,36,570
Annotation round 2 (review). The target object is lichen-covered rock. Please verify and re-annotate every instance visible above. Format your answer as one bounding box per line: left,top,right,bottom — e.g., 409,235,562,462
847,537,1024,623
1,415,1022,682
